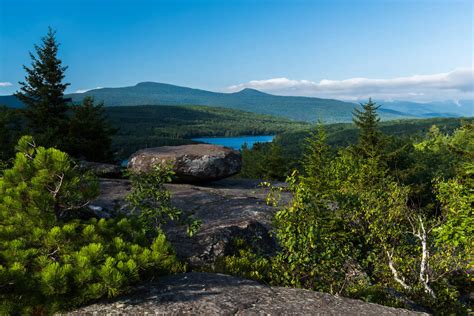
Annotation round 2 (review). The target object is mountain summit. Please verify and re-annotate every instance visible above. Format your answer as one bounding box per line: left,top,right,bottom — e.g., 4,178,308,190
1,82,470,122
235,88,270,96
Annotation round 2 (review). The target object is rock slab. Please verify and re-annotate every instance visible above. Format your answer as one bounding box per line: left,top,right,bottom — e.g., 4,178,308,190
67,272,426,315
93,179,288,267
128,144,242,183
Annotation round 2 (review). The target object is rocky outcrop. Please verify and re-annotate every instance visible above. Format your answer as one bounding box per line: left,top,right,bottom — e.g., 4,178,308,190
86,179,429,314
67,272,426,315
93,178,289,267
128,144,242,183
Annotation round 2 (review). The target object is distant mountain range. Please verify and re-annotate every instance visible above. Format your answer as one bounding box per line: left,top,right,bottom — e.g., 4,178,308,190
378,100,473,118
1,82,472,122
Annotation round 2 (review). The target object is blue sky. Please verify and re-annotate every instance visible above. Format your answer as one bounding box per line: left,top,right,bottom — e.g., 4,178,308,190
0,0,472,101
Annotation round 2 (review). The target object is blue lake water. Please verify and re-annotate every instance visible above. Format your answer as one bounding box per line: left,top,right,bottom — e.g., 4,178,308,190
191,135,274,150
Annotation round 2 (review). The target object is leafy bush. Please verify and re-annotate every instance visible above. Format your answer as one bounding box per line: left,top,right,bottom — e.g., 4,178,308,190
0,136,183,314
212,108,472,313
126,163,201,236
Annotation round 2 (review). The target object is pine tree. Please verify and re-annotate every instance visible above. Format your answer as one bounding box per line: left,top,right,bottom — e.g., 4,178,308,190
69,96,116,162
15,27,71,148
303,124,330,184
352,98,384,157
0,107,14,160
0,107,22,161
0,136,182,313
263,141,288,181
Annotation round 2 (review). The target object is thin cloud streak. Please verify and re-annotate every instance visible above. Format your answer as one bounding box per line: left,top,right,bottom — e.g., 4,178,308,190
75,87,103,93
0,82,12,87
226,68,474,102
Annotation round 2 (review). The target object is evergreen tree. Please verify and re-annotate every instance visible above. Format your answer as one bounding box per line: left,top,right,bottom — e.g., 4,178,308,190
263,141,288,181
303,124,330,185
240,143,266,179
69,97,116,162
0,107,14,161
240,141,289,181
0,136,182,313
15,27,70,148
0,107,22,161
352,98,384,157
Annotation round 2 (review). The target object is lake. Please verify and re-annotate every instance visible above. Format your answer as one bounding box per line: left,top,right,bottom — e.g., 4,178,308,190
191,135,274,150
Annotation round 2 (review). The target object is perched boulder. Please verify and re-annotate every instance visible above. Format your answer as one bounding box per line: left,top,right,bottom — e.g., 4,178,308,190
128,144,241,183
67,272,426,315
79,161,122,178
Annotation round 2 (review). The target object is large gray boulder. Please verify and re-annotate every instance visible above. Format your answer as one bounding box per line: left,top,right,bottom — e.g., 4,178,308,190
67,272,426,315
128,144,241,183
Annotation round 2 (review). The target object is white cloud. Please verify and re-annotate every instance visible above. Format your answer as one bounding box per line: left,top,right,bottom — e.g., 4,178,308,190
226,68,474,102
75,86,102,93
0,82,12,87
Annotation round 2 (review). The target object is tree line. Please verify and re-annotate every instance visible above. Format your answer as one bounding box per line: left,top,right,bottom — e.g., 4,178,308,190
239,116,471,181
106,105,307,159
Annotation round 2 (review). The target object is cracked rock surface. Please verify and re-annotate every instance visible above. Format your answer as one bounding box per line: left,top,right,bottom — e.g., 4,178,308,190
81,180,427,315
66,272,426,315
93,178,289,267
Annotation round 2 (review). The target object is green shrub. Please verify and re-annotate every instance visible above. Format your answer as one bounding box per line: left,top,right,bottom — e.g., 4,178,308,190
0,136,183,314
212,118,472,313
126,163,201,237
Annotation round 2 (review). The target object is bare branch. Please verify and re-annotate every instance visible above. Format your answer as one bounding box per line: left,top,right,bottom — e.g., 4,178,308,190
418,216,436,299
51,173,64,198
386,250,411,290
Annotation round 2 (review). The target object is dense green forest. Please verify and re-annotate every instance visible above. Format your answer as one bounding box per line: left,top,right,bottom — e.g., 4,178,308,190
106,106,472,161
2,104,470,163
106,105,308,159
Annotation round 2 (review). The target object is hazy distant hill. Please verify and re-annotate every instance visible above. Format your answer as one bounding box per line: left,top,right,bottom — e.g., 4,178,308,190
1,82,471,122
378,100,473,117
0,95,25,109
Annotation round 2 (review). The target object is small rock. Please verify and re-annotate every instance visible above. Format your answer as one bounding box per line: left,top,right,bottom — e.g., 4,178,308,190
87,204,112,219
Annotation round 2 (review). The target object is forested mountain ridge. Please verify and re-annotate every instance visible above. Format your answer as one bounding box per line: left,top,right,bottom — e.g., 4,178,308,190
4,81,468,123
67,82,369,123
